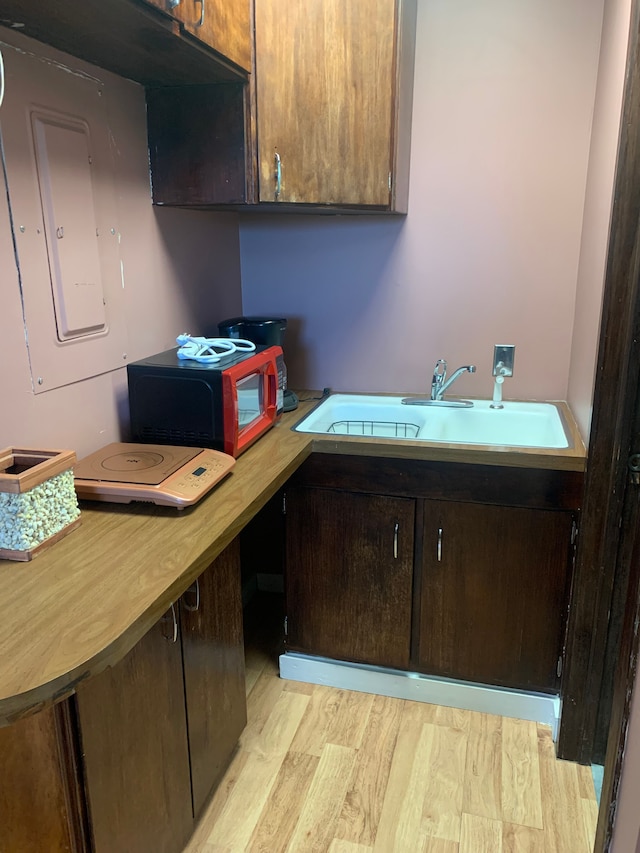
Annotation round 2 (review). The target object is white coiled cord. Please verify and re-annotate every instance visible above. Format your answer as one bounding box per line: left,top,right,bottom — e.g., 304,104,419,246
176,334,257,364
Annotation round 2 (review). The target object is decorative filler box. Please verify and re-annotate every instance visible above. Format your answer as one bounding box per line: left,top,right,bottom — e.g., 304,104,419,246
0,448,81,562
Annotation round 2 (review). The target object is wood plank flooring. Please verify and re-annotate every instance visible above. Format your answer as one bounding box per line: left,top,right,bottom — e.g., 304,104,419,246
184,594,598,853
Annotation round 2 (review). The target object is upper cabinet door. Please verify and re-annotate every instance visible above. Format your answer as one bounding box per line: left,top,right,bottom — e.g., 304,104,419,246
254,0,416,209
141,0,252,72
173,0,252,72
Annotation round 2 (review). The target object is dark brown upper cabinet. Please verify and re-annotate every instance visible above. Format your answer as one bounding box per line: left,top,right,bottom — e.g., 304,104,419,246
146,83,250,206
252,0,417,211
142,0,251,72
0,1,415,212
147,0,418,212
0,0,249,85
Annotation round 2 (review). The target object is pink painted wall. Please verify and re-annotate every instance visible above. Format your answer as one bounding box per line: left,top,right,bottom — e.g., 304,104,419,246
567,0,631,440
0,31,243,461
240,0,605,410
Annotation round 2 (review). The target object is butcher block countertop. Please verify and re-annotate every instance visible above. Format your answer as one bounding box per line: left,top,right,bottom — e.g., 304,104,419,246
0,396,586,726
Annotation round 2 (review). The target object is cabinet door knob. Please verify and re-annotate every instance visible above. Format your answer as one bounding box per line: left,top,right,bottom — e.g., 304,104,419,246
437,527,443,562
160,603,178,643
393,521,399,559
274,152,282,199
195,0,205,27
182,578,200,612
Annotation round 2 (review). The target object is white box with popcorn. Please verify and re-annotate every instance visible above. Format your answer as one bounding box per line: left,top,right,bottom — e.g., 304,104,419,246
0,448,81,562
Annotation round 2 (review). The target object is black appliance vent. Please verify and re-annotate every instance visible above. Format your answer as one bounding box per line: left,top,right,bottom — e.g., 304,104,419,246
139,427,212,447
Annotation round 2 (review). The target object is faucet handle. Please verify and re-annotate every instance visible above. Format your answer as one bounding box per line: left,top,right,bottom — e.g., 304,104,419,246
431,359,447,399
433,359,447,379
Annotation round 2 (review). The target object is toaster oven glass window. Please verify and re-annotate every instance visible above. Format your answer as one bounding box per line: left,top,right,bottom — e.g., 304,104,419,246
236,373,263,429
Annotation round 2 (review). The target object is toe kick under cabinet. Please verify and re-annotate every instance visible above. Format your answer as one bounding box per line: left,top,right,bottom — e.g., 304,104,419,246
284,454,583,694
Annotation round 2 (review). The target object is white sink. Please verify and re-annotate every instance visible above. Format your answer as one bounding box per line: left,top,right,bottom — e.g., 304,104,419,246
293,394,570,449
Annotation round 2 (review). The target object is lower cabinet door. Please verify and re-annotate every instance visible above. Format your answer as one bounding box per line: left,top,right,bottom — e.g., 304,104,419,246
286,487,415,669
416,500,574,692
0,701,87,853
180,539,247,817
76,609,193,853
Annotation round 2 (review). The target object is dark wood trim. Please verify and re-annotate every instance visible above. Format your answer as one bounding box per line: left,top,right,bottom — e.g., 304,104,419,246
410,498,426,667
290,453,583,511
390,0,418,213
53,699,91,853
594,477,640,762
596,489,640,851
557,1,640,767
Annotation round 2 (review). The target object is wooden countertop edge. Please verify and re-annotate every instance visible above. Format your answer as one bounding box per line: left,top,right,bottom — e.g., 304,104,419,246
0,425,313,726
0,397,586,725
309,435,585,472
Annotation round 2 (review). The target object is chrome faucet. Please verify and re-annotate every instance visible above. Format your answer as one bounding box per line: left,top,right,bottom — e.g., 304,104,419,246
402,358,476,407
431,359,447,400
431,359,476,401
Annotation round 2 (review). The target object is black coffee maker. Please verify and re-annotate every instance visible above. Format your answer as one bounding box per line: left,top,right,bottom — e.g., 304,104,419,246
217,316,298,411
218,316,287,347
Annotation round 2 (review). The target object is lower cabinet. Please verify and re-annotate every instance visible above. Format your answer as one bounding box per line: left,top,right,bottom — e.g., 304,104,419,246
416,500,574,691
285,487,415,669
76,539,246,853
284,454,581,694
0,701,88,853
76,607,193,853
180,541,247,817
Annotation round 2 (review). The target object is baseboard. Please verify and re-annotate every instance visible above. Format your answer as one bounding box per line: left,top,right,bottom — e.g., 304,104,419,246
279,652,560,739
591,764,604,804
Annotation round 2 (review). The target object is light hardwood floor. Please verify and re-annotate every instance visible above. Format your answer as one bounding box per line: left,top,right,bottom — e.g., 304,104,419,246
185,594,598,853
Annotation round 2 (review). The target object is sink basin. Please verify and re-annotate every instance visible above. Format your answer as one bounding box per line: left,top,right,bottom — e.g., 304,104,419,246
293,394,570,449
